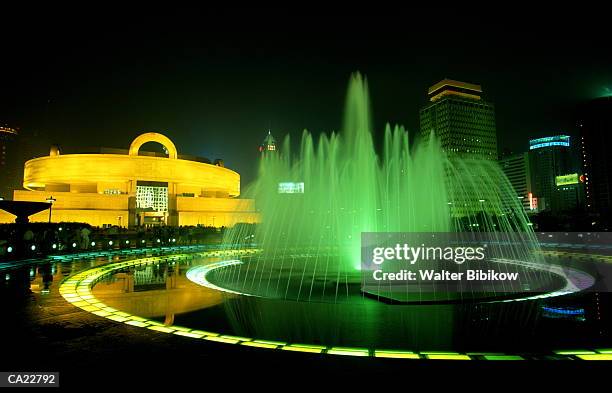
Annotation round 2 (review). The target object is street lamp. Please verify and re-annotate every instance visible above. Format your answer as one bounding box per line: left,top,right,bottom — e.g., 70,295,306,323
46,196,57,223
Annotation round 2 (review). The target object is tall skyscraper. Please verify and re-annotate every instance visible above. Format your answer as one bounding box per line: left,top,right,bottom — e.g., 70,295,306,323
528,135,573,212
259,130,277,154
419,79,498,161
500,152,535,211
0,125,19,200
578,96,612,213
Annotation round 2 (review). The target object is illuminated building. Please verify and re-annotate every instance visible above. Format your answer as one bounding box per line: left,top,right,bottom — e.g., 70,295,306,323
419,79,498,217
555,173,585,211
500,152,535,211
419,79,498,161
259,130,277,153
0,125,19,200
529,135,570,150
0,132,258,227
278,182,304,194
578,97,612,212
528,135,573,212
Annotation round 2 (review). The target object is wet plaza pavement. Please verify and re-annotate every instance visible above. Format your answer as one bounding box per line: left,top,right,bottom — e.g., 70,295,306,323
1,247,408,386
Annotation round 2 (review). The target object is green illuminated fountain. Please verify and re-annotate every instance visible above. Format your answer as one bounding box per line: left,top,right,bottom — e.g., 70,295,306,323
220,73,538,302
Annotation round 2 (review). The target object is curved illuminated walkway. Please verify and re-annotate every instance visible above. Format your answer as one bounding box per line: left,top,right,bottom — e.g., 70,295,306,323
59,249,612,361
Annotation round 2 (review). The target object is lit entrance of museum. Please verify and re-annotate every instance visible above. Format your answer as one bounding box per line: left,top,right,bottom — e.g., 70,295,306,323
135,181,169,227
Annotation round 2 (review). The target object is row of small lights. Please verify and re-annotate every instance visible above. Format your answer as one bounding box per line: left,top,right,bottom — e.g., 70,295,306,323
58,251,612,361
3,244,214,281
5,239,178,253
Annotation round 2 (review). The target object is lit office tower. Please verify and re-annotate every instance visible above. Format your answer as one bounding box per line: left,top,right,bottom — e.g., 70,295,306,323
528,135,573,211
0,125,19,200
578,96,612,213
419,79,498,161
500,152,535,211
555,173,585,211
259,130,277,154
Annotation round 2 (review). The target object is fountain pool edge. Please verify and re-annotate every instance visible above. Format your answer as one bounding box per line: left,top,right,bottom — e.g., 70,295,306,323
59,249,612,361
187,257,596,304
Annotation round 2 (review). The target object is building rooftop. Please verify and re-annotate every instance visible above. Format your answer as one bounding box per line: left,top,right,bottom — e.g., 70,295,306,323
427,79,483,102
55,146,213,164
0,126,18,135
529,135,570,150
259,130,277,152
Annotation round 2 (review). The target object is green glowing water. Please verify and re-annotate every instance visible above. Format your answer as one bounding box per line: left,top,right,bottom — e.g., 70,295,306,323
223,73,537,297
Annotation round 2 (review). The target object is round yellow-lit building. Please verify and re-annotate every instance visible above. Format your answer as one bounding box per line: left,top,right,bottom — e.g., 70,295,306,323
2,132,258,227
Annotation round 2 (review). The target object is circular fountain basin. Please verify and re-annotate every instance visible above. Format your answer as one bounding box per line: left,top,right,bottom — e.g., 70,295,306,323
195,254,592,304
56,249,609,359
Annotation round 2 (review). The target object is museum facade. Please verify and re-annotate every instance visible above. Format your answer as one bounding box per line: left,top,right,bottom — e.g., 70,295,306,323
0,132,258,228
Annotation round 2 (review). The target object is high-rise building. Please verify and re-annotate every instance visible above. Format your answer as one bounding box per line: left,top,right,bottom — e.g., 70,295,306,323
529,135,573,212
578,96,612,213
419,79,497,161
259,130,277,153
500,152,535,211
555,173,585,211
0,125,19,200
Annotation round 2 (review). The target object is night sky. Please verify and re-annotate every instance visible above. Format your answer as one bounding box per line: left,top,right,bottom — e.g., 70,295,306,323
3,10,612,186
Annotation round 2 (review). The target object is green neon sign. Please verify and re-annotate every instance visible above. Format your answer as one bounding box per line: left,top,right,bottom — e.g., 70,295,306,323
556,173,580,186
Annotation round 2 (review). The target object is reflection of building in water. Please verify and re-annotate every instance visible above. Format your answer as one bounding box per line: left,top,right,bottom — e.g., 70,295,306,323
541,305,586,322
0,132,259,227
111,264,178,293
133,265,173,291
27,263,56,295
5,259,223,331
91,262,224,325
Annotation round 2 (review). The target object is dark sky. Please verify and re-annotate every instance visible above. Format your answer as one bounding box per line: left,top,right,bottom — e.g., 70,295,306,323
3,9,612,186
